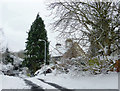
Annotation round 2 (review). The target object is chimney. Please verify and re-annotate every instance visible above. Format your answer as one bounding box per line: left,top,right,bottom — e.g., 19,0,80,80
56,43,61,50
65,39,73,50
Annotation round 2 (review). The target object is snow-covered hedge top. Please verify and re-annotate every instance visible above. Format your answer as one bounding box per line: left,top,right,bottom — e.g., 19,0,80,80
0,63,14,71
10,55,23,66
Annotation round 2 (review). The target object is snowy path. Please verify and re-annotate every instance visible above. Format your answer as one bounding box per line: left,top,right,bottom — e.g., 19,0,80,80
38,78,73,91
35,72,118,89
26,77,58,89
24,77,119,91
23,78,74,91
24,79,44,90
0,72,118,90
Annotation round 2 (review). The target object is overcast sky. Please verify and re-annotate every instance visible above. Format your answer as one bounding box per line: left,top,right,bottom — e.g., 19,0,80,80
0,0,59,52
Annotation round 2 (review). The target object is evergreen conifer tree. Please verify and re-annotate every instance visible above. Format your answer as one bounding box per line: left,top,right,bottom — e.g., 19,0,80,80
4,48,14,65
23,14,49,75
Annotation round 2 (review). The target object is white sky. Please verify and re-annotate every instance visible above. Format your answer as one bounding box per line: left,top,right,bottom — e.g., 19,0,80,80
0,0,59,52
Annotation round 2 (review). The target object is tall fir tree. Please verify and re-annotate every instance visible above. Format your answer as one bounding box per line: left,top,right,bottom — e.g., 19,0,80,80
23,14,49,75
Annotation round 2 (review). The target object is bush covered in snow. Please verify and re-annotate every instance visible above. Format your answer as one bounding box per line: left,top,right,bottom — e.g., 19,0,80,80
36,55,119,76
1,51,29,76
34,64,54,76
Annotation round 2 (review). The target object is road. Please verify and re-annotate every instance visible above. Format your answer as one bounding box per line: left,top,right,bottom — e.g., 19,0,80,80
23,78,73,91
24,79,44,91
23,78,119,91
2,77,118,91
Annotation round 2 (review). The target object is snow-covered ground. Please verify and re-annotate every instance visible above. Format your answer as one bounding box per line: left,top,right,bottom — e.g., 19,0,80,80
0,72,118,90
0,62,118,90
33,72,118,89
26,77,57,89
0,75,30,90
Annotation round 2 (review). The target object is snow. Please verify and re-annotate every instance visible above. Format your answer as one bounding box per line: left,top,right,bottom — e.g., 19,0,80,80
35,64,54,75
10,55,23,66
0,52,119,90
0,61,118,90
34,72,118,89
2,63,14,72
26,77,56,89
0,75,30,90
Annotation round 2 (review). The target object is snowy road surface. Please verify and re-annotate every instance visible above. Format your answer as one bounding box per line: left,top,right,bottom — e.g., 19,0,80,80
0,75,30,90
34,72,118,89
24,79,44,90
0,72,119,91
38,78,73,91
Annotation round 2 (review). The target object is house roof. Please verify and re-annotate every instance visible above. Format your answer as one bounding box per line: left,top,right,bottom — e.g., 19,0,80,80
51,46,66,57
63,42,86,59
51,42,86,59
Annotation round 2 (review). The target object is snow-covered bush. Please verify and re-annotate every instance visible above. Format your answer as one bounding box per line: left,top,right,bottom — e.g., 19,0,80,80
50,55,117,76
49,56,89,76
10,55,23,67
1,62,14,75
1,52,26,76
87,57,115,74
34,64,54,76
19,67,30,77
0,63,4,75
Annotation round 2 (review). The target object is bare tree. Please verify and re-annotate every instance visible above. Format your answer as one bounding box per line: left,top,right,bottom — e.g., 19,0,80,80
48,0,119,57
